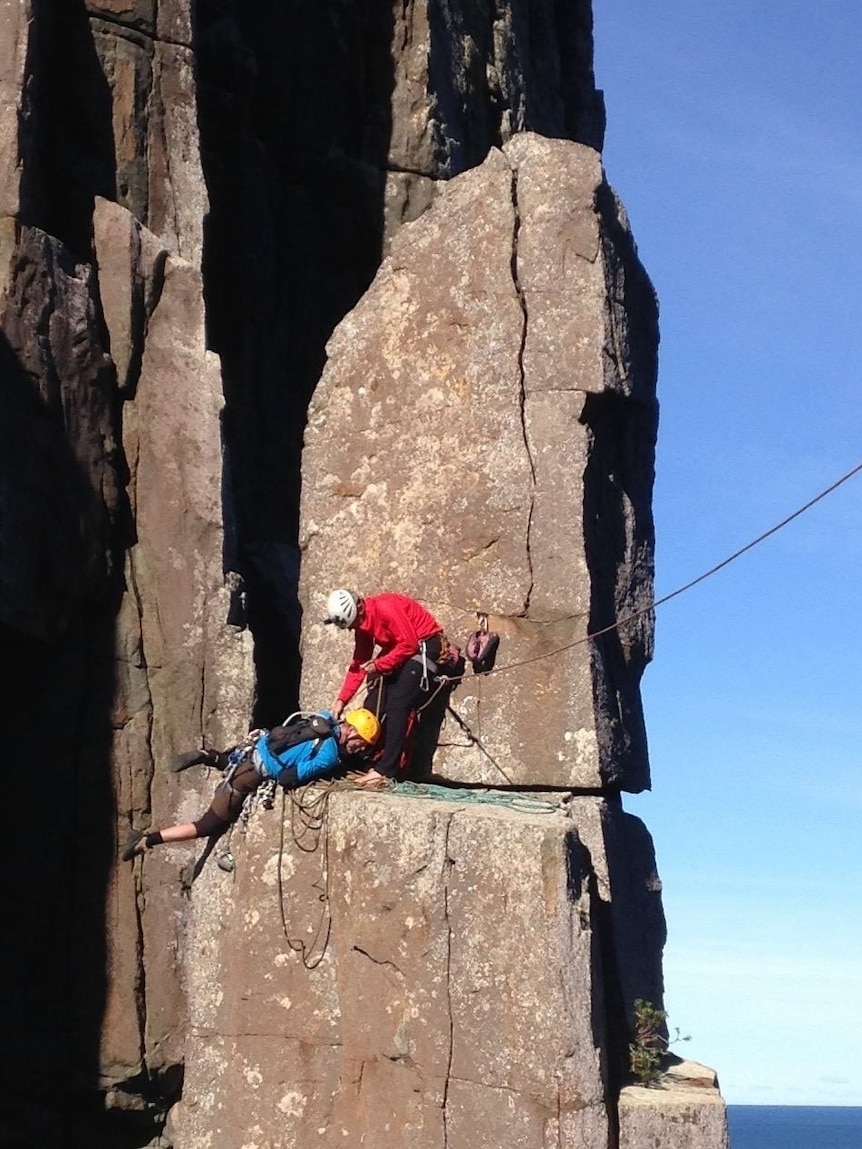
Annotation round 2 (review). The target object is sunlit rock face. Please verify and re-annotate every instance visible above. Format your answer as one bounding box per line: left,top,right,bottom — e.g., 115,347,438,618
300,134,658,792
95,196,254,1096
166,787,673,1149
619,1060,731,1149
171,792,610,1149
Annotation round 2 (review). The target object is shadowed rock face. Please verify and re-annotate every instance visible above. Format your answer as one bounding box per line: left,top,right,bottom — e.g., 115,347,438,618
299,134,658,791
0,3,729,1147
2,7,251,1144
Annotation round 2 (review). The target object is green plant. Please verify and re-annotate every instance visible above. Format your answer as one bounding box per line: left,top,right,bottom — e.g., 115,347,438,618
628,998,691,1086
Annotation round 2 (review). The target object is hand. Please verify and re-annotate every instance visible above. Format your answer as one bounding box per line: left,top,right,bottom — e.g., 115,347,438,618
360,660,379,682
332,700,345,720
350,767,390,789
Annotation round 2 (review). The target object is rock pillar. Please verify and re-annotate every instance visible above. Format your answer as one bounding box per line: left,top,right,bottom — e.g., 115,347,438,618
300,133,658,792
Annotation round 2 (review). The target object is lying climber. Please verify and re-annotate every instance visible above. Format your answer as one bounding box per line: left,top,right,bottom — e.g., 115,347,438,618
121,708,381,861
323,588,449,785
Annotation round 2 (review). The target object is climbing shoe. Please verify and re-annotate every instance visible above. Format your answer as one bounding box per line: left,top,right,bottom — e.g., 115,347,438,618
171,748,222,773
121,829,148,862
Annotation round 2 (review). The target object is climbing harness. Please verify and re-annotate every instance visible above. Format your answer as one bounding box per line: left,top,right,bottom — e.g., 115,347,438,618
218,730,264,788
212,733,265,872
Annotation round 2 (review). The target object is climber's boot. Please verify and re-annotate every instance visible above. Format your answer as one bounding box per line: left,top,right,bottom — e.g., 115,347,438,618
121,829,149,862
171,748,224,773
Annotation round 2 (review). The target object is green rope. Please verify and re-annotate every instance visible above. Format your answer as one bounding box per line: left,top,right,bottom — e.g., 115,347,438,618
389,779,566,814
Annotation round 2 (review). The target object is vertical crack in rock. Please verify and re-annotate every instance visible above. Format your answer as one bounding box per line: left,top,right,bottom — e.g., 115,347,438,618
195,658,206,736
441,814,455,1149
128,244,167,401
131,870,149,1068
579,845,627,1147
509,165,535,615
122,551,155,1071
150,60,183,260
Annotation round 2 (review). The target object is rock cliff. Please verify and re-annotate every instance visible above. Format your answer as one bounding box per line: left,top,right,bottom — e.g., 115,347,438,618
300,133,657,792
0,2,728,1147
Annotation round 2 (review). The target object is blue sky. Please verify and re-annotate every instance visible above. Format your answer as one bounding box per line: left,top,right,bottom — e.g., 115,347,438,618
592,2,862,1107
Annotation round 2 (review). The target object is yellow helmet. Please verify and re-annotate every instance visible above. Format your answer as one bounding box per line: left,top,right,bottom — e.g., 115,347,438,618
344,708,381,746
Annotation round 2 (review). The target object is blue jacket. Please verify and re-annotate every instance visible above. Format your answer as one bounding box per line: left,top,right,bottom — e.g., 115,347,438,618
253,712,342,786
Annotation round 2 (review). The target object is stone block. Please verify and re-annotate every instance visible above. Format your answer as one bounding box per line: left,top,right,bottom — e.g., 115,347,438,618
172,789,611,1148
618,1062,730,1149
299,134,657,790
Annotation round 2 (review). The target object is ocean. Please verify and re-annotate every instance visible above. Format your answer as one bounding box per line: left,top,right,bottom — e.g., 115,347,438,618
727,1106,862,1149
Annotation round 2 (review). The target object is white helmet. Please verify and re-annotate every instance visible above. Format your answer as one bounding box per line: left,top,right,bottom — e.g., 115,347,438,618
324,588,360,629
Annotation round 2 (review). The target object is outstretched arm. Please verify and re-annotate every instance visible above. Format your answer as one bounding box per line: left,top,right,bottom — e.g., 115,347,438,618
337,630,376,704
158,822,202,843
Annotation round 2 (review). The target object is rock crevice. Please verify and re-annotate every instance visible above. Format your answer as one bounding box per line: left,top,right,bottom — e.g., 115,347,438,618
509,161,536,616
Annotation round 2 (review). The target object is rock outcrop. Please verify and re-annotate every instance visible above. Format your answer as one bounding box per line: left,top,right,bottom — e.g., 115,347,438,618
300,133,658,792
0,2,729,1147
168,790,661,1149
619,1060,731,1149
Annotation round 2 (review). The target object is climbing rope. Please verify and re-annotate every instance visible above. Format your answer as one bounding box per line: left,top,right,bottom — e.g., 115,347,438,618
392,779,566,813
352,460,862,786
438,703,513,784
433,458,862,685
275,781,336,970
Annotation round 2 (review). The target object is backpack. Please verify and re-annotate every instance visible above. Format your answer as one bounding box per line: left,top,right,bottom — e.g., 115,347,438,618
464,629,500,675
266,712,336,759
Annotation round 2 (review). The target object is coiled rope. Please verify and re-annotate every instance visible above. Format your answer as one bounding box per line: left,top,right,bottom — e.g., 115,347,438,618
275,781,337,970
393,779,566,813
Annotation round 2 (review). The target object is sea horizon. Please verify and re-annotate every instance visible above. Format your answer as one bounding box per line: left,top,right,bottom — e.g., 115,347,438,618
726,1103,862,1149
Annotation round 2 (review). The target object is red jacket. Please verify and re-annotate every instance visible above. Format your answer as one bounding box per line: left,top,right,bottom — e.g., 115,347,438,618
337,593,443,703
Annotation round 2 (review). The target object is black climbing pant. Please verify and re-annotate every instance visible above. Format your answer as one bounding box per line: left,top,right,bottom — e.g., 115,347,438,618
364,635,442,777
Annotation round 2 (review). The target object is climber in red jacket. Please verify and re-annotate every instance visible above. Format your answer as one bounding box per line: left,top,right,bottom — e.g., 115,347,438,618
324,589,445,786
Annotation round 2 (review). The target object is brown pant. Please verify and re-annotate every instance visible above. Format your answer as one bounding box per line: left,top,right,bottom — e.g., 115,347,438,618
193,756,261,837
